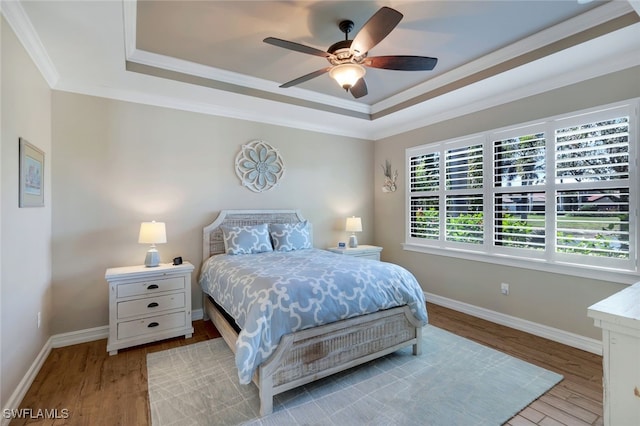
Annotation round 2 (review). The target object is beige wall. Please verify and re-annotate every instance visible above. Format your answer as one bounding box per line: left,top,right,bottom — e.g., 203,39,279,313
51,91,373,334
1,17,53,407
374,66,640,340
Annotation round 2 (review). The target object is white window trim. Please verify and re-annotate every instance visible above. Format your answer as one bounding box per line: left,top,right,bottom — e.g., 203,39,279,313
405,99,640,284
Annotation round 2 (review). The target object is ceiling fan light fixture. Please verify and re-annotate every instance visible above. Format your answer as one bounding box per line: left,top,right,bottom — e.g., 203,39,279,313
329,63,366,90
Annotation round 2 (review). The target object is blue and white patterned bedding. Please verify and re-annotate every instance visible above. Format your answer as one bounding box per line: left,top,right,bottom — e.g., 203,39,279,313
199,248,428,384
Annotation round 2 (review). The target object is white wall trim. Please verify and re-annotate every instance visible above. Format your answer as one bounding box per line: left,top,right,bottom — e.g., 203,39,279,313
425,291,603,356
50,309,203,348
1,296,598,422
373,0,634,114
192,308,203,321
0,0,59,88
126,48,371,116
1,338,52,424
404,243,640,286
2,308,205,420
50,326,109,349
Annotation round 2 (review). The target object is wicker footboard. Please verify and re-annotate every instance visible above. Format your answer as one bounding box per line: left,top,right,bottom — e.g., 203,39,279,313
203,296,422,416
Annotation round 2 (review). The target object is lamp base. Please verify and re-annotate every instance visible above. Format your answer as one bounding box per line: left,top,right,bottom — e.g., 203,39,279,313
348,234,358,248
144,248,161,267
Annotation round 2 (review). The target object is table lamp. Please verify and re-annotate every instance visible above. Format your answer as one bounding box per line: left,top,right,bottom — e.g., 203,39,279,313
138,221,166,267
346,216,362,248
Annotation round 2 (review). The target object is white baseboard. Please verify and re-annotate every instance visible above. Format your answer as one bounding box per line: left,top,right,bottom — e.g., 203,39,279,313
2,337,53,426
51,325,109,348
425,291,603,355
6,297,594,422
3,307,207,420
45,310,204,349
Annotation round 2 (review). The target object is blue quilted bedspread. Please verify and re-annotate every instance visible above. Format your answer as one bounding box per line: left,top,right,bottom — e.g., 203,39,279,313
199,248,428,384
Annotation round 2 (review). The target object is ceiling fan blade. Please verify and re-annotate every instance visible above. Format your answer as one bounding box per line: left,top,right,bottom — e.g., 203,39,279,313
279,67,332,88
264,37,331,58
350,78,368,99
364,56,438,71
350,7,403,56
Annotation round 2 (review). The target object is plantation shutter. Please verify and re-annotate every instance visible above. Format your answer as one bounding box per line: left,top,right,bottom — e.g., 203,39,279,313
404,100,636,276
493,132,546,251
408,150,440,240
445,143,484,244
555,115,630,260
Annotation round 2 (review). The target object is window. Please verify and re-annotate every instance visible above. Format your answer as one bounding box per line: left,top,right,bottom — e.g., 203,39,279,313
406,101,638,277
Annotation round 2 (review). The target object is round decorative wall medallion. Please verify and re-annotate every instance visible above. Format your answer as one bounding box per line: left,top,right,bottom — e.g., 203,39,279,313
235,140,285,192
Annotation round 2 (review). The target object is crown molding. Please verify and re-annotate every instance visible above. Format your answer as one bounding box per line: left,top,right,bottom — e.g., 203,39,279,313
126,49,371,116
122,0,636,124
122,1,369,116
369,23,640,140
122,0,136,59
5,0,639,142
54,20,640,142
1,0,59,87
53,77,371,140
372,0,635,114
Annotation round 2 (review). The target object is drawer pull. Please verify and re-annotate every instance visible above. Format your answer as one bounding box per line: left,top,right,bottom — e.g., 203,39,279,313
147,284,159,290
147,302,159,308
148,322,159,328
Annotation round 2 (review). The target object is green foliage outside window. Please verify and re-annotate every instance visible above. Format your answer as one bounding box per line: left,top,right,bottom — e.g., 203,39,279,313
446,212,483,244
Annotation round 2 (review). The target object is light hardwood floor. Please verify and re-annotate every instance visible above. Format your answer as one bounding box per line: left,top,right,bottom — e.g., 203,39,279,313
12,304,603,425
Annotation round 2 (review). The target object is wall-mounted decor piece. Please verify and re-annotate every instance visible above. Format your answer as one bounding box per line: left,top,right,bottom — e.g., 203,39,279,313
381,160,397,193
235,140,285,192
19,138,45,207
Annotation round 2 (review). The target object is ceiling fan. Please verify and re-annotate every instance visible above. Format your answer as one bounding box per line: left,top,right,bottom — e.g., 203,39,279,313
263,6,438,99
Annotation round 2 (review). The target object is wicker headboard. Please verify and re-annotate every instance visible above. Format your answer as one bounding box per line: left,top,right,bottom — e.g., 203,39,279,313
202,209,306,261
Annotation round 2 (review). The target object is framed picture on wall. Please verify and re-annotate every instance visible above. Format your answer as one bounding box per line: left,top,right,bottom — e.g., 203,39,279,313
19,138,45,208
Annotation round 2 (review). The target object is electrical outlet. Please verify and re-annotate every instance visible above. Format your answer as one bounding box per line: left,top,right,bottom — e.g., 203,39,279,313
37,312,41,329
500,283,510,295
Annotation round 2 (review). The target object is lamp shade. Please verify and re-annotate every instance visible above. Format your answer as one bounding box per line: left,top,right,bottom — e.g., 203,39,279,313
329,64,366,90
345,216,362,233
138,221,167,244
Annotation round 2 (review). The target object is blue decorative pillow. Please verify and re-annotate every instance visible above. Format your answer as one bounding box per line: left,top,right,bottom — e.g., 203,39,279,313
269,221,312,252
221,223,273,255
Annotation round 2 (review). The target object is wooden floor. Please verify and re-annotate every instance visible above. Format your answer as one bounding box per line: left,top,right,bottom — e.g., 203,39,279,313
429,304,604,426
13,304,603,425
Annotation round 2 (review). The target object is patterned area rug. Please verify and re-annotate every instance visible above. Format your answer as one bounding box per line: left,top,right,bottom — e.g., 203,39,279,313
147,325,562,425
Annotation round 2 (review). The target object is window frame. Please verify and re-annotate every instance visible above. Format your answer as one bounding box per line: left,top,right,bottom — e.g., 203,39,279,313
404,99,639,283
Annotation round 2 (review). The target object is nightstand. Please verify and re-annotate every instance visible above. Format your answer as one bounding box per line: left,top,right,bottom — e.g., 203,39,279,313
105,262,194,355
327,245,383,261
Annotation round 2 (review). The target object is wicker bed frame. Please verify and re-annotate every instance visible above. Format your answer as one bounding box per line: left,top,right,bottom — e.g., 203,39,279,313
201,209,423,416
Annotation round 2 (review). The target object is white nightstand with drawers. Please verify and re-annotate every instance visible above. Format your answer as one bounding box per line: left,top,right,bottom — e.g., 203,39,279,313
326,245,383,261
105,262,194,355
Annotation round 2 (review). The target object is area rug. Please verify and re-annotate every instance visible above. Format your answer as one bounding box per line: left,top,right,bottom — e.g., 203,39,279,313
147,325,562,425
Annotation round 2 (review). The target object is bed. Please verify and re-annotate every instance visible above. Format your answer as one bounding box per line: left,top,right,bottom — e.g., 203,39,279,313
199,209,427,416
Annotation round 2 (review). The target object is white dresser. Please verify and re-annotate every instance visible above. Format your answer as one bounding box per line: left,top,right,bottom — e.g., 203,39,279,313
587,282,640,426
327,245,383,261
105,262,194,355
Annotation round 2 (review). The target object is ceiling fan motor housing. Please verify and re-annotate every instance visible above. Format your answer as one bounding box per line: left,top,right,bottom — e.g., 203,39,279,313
327,20,367,65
